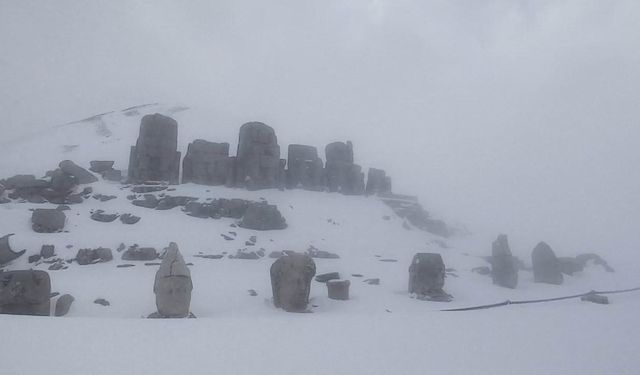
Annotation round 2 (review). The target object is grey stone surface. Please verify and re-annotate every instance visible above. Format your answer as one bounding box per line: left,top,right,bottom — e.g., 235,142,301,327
122,246,158,261
59,160,98,184
270,253,316,312
234,122,281,190
90,210,119,223
581,293,609,305
286,144,325,190
491,234,518,289
76,248,113,265
239,203,287,230
0,270,51,316
54,294,75,316
327,279,350,300
28,254,41,263
153,243,193,318
120,214,141,224
532,242,564,285
32,209,66,233
182,139,231,185
408,253,451,301
558,257,584,275
0,234,26,265
89,161,115,173
315,272,341,283
325,141,365,195
128,114,181,184
365,168,392,195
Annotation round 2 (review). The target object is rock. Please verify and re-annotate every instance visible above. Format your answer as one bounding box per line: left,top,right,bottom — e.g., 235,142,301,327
102,169,123,182
117,264,135,268
575,253,615,272
132,194,158,209
94,298,110,306
286,144,325,190
581,293,609,305
193,254,224,260
49,169,78,193
0,234,26,265
95,248,113,262
365,168,392,195
315,272,341,283
90,210,119,223
558,257,584,276
54,294,75,316
270,253,316,312
248,289,258,297
92,194,117,202
28,254,41,263
76,248,113,265
327,279,350,300
408,253,452,301
234,122,281,190
128,114,181,184
182,139,231,185
48,261,65,271
212,198,250,219
307,246,339,259
184,202,210,218
120,214,141,224
0,270,51,316
132,185,167,193
89,161,115,173
363,278,380,285
230,249,262,259
239,202,287,230
153,243,193,318
32,209,66,233
2,175,48,190
221,234,234,241
122,246,158,261
40,245,55,259
59,160,98,184
490,234,518,289
325,141,365,195
532,242,563,285
379,259,398,262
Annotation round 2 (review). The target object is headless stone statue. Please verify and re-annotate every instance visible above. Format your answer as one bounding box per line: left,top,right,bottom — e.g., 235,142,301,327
128,114,181,184
235,122,281,190
152,243,193,318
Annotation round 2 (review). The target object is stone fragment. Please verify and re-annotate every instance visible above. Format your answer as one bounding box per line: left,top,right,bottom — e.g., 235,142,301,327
307,246,339,259
408,253,452,301
239,203,287,230
54,294,75,316
76,248,113,265
90,210,119,223
59,160,98,184
581,293,609,305
94,298,110,306
102,169,123,182
122,246,158,261
120,214,141,224
558,257,584,276
0,234,26,265
132,194,158,209
32,209,66,233
89,161,115,173
315,272,341,283
490,234,518,289
532,242,563,285
128,114,181,184
327,279,350,300
28,254,41,263
153,243,193,318
325,141,365,195
40,245,55,259
0,270,51,316
270,253,316,312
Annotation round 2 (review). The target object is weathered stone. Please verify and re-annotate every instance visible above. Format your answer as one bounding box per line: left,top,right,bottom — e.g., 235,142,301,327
0,234,26,265
230,249,262,259
59,160,98,184
0,270,51,316
491,234,518,289
89,161,115,173
92,194,117,202
90,210,119,223
184,201,210,218
2,175,49,190
182,140,231,185
102,169,123,182
122,246,158,261
40,245,55,259
234,122,281,190
286,144,325,190
366,168,392,195
532,242,563,285
94,298,110,306
50,169,78,193
307,246,339,259
132,185,167,193
558,257,584,276
408,253,451,301
132,194,158,209
76,248,113,265
239,203,286,230
120,214,141,225
32,209,66,233
575,253,615,272
153,243,193,318
327,279,350,300
128,114,181,184
270,254,316,312
581,293,609,305
54,294,75,316
211,199,249,219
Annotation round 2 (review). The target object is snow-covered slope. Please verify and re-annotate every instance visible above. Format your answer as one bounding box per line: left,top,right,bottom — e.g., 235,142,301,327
0,105,638,375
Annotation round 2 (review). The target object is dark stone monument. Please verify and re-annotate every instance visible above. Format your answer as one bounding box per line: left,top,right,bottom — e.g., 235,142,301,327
365,168,392,195
286,144,325,190
325,141,365,195
270,253,316,312
408,253,452,301
234,122,281,190
128,114,181,184
182,139,231,185
532,242,563,285
153,243,193,318
0,270,51,316
491,234,518,289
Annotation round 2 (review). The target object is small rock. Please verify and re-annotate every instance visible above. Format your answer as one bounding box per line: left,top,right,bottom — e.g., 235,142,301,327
40,245,55,259
379,259,398,263
581,293,609,305
90,210,119,223
327,279,350,300
117,264,135,268
54,294,75,316
193,254,224,260
221,234,234,241
28,254,42,263
248,289,258,297
315,272,341,283
94,298,110,306
364,278,380,285
120,214,141,224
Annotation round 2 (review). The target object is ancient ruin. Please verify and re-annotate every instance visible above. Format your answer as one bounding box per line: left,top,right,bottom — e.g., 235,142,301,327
286,144,325,190
408,253,452,301
152,243,193,318
234,122,282,190
128,114,181,184
270,253,316,312
325,141,365,195
182,140,231,185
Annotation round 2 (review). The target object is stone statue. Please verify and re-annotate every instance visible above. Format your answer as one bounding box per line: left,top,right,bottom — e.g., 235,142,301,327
128,114,181,184
234,122,281,190
0,270,51,316
408,253,452,301
152,243,193,318
532,242,563,285
270,253,316,312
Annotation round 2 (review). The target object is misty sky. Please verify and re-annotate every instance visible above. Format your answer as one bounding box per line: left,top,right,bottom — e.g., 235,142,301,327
1,1,639,256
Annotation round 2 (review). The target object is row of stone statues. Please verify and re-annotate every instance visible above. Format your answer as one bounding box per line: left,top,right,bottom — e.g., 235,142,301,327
128,114,392,195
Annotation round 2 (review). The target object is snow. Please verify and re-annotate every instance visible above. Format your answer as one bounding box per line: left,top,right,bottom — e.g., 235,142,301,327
0,105,639,374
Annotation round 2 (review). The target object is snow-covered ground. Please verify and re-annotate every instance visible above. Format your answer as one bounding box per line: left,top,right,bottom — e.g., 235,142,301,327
1,105,638,374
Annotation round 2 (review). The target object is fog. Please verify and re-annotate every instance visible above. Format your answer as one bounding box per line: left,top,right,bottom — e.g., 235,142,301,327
1,0,639,256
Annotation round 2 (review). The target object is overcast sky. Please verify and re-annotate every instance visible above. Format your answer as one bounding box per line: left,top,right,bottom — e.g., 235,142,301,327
1,0,639,256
